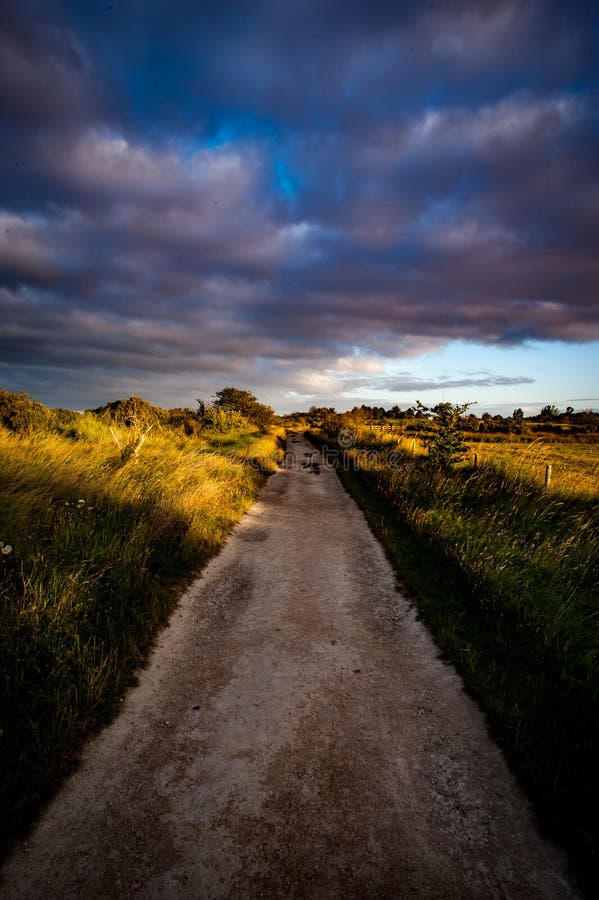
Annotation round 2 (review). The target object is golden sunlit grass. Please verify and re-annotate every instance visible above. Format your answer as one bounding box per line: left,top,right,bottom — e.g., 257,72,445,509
466,438,599,495
357,428,599,495
0,419,283,849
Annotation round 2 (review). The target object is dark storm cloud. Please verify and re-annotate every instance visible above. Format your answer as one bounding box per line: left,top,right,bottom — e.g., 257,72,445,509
0,0,598,408
56,0,594,130
0,5,97,126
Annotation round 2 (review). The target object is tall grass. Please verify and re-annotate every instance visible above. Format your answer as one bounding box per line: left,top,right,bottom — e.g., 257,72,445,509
468,439,599,495
313,432,598,889
356,429,599,494
0,421,282,850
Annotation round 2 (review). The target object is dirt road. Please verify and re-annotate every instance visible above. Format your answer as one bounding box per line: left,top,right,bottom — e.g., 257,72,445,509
1,434,577,899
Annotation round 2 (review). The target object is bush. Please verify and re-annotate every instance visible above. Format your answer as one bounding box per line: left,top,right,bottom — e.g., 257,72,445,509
167,408,202,436
90,396,167,430
0,390,53,433
199,404,249,433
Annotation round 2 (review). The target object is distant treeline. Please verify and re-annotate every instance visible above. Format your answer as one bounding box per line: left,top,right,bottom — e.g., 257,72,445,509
285,403,599,436
2,389,597,439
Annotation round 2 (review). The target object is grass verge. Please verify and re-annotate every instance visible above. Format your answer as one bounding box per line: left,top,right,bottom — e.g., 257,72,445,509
310,430,598,894
0,421,282,853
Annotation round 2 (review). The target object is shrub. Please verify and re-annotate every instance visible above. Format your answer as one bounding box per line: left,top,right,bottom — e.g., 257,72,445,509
90,396,167,430
0,390,53,433
199,404,249,433
167,407,202,436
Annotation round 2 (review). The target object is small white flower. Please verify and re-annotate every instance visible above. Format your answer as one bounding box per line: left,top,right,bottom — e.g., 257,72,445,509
1,544,12,555
77,499,85,506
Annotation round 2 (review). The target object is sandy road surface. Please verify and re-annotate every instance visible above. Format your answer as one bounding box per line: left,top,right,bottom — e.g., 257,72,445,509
1,434,577,899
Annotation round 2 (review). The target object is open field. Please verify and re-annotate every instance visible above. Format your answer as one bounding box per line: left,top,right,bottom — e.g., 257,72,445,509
0,416,283,851
356,430,598,496
466,439,599,494
310,428,598,890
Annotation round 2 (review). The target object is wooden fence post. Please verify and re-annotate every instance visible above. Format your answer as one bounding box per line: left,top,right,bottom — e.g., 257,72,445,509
473,452,478,470
545,464,552,487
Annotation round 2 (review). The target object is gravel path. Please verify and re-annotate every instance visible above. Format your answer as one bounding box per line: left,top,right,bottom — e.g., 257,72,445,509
1,434,577,899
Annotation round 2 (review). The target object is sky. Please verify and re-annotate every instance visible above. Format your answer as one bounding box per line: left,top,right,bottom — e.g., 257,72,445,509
0,0,598,415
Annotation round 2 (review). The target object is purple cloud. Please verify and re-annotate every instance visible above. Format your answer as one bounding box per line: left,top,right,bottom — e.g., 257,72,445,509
0,0,597,410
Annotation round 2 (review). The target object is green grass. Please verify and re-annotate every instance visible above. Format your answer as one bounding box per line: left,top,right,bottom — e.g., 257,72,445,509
0,419,283,851
311,430,599,892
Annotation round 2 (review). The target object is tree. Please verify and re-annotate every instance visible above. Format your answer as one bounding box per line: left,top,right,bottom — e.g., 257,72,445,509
342,406,367,429
513,408,524,425
417,401,471,468
540,404,560,422
213,387,274,430
322,408,342,433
